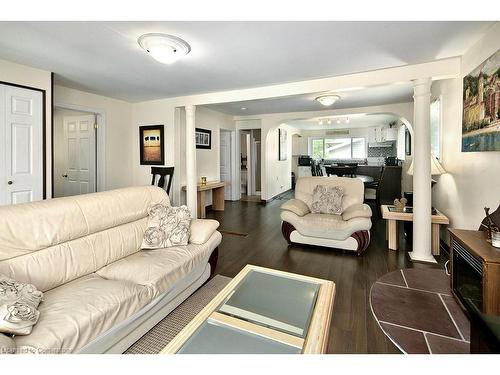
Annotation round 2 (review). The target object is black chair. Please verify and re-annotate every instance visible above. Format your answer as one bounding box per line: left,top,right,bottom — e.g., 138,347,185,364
324,165,356,177
310,160,323,176
151,167,174,196
364,166,402,215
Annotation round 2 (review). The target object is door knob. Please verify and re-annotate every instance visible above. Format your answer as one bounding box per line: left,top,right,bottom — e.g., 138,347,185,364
62,174,68,178
7,181,13,185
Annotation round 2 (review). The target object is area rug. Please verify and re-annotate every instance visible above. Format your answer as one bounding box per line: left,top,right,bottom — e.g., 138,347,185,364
125,274,231,354
370,268,470,354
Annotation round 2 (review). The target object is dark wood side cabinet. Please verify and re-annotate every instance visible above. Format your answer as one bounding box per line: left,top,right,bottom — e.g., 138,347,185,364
449,229,500,315
449,229,500,353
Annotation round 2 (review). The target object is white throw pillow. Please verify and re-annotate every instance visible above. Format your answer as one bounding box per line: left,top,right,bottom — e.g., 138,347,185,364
0,275,43,336
141,204,191,249
310,185,345,215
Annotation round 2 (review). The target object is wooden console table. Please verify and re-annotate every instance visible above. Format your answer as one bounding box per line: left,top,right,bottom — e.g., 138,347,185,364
381,205,449,254
182,181,225,218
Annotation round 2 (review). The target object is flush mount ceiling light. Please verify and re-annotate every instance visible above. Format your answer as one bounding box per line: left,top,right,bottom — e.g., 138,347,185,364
138,33,191,64
315,94,340,107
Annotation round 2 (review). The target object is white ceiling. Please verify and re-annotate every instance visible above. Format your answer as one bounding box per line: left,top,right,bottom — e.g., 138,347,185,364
204,82,413,115
0,21,494,102
284,113,399,130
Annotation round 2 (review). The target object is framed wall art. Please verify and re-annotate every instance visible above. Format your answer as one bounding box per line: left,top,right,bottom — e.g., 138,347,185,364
196,128,212,149
462,49,500,152
139,124,165,165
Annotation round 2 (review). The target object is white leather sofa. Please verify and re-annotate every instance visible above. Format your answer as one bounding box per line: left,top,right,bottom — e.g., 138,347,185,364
280,177,372,254
0,186,221,354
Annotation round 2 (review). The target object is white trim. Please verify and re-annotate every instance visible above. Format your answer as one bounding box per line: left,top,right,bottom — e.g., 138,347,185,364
54,101,106,192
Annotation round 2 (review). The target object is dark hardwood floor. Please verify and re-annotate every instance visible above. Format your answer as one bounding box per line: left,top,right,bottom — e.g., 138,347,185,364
206,192,446,354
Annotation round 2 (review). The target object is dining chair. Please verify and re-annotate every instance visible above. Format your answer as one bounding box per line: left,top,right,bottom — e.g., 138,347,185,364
364,166,402,214
151,166,174,196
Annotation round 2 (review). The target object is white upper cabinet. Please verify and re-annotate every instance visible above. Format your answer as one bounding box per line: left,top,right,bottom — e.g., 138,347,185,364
383,126,398,141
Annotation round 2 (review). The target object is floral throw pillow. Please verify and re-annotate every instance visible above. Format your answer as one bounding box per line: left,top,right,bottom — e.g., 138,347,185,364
310,185,345,215
0,275,44,335
141,204,191,249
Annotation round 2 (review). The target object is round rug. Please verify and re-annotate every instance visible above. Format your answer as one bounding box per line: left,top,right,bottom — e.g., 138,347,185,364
370,268,470,354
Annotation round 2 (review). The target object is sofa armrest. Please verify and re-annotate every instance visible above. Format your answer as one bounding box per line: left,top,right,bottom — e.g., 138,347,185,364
0,333,15,354
189,219,220,244
342,203,372,221
281,199,310,217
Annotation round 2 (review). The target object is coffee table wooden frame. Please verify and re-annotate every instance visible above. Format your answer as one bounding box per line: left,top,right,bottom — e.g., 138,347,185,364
161,264,335,354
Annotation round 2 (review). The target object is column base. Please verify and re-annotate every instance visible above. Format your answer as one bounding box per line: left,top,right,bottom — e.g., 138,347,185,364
408,251,437,264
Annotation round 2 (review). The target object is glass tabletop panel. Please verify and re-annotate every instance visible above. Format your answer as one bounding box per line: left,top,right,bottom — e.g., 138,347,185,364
217,269,320,338
178,319,301,354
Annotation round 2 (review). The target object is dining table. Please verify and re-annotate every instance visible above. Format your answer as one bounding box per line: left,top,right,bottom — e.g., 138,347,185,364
353,174,374,185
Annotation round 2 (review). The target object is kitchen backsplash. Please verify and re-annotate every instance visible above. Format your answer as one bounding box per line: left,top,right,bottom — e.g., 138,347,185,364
367,143,396,157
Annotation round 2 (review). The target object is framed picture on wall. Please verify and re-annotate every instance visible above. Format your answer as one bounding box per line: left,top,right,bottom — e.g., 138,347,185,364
195,128,212,149
139,124,164,165
462,48,500,152
405,128,412,156
278,128,287,161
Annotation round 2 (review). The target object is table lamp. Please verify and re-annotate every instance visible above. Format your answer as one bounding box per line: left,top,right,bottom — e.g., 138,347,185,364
407,154,446,185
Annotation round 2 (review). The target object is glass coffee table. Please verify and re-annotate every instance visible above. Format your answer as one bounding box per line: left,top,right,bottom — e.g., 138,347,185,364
161,265,335,354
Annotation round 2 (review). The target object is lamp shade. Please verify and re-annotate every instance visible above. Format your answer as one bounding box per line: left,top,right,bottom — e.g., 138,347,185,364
407,154,446,176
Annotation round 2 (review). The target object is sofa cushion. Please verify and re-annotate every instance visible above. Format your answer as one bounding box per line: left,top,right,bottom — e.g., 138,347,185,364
342,203,373,221
0,218,148,292
141,205,191,249
280,199,310,217
189,219,220,244
0,333,15,354
311,185,345,214
0,275,43,336
0,186,169,292
281,210,372,241
97,231,222,298
13,274,152,353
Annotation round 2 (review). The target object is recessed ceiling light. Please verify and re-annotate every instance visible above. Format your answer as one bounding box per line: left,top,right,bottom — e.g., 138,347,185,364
315,94,340,107
241,107,247,110
138,33,191,64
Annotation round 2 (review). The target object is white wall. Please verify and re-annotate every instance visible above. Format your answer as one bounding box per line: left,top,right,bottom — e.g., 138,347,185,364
0,59,52,197
55,85,134,192
432,23,500,232
192,106,235,206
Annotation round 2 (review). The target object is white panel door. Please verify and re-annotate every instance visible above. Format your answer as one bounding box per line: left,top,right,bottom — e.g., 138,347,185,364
220,131,232,200
62,115,96,197
0,84,43,205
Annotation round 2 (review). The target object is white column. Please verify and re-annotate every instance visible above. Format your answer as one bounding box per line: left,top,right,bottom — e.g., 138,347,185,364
409,78,436,263
185,105,197,218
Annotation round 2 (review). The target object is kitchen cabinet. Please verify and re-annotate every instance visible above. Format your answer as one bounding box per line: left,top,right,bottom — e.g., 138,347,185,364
368,126,398,143
383,126,398,141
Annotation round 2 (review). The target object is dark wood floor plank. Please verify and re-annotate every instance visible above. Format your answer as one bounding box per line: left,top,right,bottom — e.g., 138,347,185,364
206,192,444,354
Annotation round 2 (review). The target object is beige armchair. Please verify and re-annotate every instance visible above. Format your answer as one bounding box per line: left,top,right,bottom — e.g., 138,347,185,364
280,177,372,254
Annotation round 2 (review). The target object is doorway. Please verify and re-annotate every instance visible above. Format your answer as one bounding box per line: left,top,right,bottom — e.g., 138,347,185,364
240,129,261,202
53,105,104,198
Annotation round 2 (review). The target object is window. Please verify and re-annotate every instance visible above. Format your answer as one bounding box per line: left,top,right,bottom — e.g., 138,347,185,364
311,138,324,159
430,98,441,159
310,137,366,159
